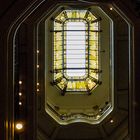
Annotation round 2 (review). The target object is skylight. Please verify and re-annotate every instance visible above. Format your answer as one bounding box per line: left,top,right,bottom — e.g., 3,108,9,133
66,21,86,77
52,10,101,93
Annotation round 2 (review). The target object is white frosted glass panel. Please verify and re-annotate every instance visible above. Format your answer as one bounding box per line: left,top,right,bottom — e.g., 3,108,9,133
66,22,86,77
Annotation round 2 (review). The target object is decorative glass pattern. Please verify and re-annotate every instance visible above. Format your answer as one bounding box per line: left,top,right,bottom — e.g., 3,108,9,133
52,10,101,93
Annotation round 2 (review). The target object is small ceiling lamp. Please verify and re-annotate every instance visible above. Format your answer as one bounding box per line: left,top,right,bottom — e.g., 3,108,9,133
19,81,22,84
19,102,22,106
110,118,114,123
37,50,39,53
19,92,22,96
15,122,24,132
37,64,39,68
110,7,113,11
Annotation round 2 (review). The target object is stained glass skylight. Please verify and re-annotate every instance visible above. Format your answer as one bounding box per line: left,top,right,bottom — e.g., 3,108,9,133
52,10,101,94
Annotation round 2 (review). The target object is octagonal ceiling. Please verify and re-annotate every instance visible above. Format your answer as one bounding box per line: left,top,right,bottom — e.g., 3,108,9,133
9,0,133,139
37,5,114,125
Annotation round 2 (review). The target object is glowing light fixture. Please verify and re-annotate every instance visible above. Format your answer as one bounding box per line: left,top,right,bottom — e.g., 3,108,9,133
37,50,39,53
19,92,22,96
110,7,113,11
15,122,23,131
19,102,22,106
110,119,114,123
19,81,22,84
37,64,39,68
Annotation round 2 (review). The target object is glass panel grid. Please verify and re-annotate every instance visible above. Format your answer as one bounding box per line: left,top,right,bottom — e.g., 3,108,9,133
53,10,100,92
65,21,86,78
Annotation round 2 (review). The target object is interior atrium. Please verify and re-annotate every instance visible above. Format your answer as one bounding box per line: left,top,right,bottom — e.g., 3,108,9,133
0,0,140,140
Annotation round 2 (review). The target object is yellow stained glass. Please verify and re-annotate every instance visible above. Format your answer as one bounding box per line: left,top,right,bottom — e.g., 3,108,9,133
87,12,96,21
67,81,87,91
53,9,100,93
54,23,62,30
55,73,63,79
89,72,98,79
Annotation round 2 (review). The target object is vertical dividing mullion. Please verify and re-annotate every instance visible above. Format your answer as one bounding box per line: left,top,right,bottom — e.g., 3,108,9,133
62,22,65,78
87,22,90,77
97,22,99,77
54,21,56,80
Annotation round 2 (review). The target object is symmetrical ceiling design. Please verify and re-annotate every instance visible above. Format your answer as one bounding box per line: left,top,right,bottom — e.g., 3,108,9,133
38,5,114,125
7,0,134,139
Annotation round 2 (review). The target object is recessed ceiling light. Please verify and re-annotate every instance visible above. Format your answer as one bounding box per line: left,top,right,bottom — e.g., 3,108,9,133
37,50,39,53
15,122,24,131
19,102,22,106
110,119,114,123
19,81,22,84
110,7,113,11
19,92,22,96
